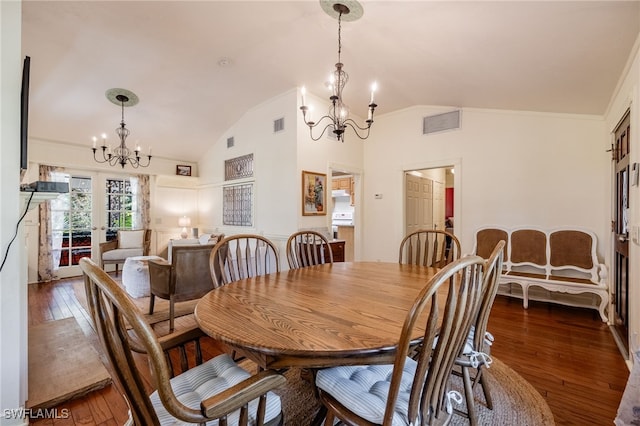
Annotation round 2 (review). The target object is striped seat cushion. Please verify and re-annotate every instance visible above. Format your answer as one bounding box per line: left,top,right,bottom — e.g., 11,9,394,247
150,354,282,425
315,357,418,425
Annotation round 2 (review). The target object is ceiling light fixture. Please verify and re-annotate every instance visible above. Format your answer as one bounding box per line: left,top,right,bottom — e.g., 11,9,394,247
92,88,151,168
300,0,377,142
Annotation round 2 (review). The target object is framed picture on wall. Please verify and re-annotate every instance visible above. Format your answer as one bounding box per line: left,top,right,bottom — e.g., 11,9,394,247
176,165,192,176
302,170,326,216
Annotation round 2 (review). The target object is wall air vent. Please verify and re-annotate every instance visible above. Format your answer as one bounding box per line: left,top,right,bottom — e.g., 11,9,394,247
273,117,285,133
423,110,461,135
227,136,234,148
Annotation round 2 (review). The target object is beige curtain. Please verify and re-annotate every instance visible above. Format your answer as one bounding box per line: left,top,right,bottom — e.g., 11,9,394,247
37,164,62,281
136,174,151,229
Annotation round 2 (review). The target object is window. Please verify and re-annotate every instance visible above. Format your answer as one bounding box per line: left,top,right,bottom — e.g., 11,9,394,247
105,177,141,241
223,154,254,226
223,184,253,226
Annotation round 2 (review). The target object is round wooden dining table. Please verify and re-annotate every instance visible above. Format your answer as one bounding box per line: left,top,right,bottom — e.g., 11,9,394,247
195,261,439,370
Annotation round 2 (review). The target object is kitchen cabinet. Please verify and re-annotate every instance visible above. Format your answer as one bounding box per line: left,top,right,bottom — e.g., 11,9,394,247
332,176,355,205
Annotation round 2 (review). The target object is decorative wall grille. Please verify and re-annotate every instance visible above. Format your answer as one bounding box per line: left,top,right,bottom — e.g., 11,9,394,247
225,153,254,181
223,184,253,226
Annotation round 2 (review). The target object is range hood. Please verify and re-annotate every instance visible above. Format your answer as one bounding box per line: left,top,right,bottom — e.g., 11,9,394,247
332,189,350,198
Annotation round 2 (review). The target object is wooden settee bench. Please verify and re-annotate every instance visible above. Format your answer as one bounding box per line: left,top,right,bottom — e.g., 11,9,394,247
474,227,609,322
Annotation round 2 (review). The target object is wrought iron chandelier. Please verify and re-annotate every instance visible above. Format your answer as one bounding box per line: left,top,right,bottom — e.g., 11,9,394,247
92,88,151,168
300,1,377,142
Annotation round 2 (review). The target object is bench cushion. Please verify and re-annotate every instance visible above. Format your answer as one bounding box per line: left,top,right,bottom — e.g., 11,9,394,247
505,271,595,285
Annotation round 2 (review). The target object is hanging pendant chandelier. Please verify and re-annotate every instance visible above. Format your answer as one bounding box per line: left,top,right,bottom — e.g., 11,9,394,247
300,0,377,142
92,88,151,168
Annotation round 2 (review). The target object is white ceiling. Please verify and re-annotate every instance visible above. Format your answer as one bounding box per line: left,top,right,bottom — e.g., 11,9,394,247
21,1,640,163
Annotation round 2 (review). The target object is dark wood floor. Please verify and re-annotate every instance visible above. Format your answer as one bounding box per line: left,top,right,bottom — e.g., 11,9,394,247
28,276,629,425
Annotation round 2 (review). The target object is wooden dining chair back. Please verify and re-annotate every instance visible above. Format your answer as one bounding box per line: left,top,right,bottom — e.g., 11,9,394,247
399,229,461,268
316,254,487,426
285,230,333,269
147,243,216,332
210,234,280,287
454,240,506,425
80,257,286,426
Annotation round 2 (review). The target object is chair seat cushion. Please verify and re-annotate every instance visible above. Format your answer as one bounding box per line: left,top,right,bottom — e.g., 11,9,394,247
315,357,418,425
150,354,282,425
102,248,143,261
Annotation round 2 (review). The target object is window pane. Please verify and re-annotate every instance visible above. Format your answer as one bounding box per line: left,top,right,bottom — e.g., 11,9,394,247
105,177,141,235
223,184,253,226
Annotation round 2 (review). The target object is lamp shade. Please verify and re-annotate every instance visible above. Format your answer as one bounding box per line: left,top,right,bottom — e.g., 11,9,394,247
178,216,191,227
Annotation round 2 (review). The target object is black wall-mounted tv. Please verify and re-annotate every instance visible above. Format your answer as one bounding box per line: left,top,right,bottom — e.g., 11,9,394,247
20,55,30,179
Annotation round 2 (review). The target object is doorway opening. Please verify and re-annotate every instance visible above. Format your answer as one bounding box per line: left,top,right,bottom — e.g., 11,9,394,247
329,166,361,262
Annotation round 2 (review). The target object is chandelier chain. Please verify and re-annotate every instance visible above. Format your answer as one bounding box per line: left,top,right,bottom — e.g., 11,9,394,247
337,11,342,64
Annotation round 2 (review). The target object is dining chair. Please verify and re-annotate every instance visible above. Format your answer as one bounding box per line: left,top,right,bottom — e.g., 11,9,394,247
285,230,333,269
80,257,286,426
315,254,487,426
209,234,280,288
399,229,461,268
147,243,216,332
453,240,505,426
100,229,152,275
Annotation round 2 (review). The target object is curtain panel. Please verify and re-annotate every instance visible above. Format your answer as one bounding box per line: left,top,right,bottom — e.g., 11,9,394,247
37,164,63,281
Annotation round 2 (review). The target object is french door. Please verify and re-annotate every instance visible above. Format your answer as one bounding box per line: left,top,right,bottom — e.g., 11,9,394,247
50,170,142,278
613,111,630,352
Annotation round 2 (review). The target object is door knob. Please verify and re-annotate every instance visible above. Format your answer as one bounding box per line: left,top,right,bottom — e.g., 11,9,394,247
91,226,97,230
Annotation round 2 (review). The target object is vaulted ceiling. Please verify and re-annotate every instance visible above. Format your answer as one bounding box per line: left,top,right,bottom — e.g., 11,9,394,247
21,1,640,163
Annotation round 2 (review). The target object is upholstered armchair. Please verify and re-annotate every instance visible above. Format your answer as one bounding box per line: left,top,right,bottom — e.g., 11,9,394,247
99,229,151,274
148,243,216,332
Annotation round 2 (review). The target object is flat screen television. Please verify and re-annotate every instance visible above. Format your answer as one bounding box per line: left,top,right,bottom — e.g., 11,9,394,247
20,55,30,179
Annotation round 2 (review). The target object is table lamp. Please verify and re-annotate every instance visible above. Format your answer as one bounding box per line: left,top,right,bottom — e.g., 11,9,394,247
178,216,191,239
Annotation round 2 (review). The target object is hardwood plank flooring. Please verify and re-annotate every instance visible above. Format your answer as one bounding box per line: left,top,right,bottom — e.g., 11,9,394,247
28,277,629,425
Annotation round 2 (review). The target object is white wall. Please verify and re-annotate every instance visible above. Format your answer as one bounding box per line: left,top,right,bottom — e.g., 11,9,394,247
0,1,29,423
198,89,299,245
606,35,640,361
197,88,364,257
362,105,609,263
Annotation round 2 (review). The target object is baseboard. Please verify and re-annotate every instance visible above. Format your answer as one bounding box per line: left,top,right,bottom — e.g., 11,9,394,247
609,325,630,364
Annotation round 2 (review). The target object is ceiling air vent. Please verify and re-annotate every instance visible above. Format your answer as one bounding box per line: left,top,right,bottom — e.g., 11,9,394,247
423,110,461,135
273,117,285,133
227,136,234,148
